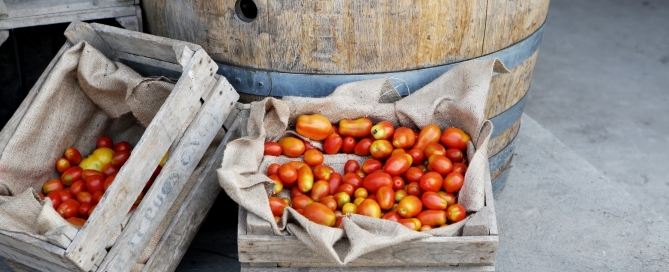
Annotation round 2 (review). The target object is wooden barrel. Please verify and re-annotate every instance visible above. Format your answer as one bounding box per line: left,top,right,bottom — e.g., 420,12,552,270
142,0,549,197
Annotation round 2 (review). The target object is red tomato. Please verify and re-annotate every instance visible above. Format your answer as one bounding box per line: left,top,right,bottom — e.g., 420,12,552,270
55,158,70,174
263,142,282,156
43,179,64,194
336,183,355,196
61,166,83,186
341,137,357,154
445,148,464,163
362,172,392,193
114,141,132,152
278,137,306,157
397,195,422,218
269,196,287,217
92,191,104,205
344,160,360,174
58,190,73,203
292,195,314,210
357,199,382,218
371,121,395,140
85,175,104,193
361,158,382,174
406,182,423,197
391,176,405,191
413,124,442,150
320,196,338,212
327,172,343,195
420,172,443,192
392,127,416,149
404,167,424,184
343,172,363,189
338,118,373,138
296,114,333,141
312,165,332,180
97,136,114,149
353,138,373,156
76,191,93,205
444,172,464,193
370,140,393,159
108,150,130,169
383,154,411,176
355,169,366,179
310,180,330,202
304,149,324,166
407,149,425,166
424,142,446,158
82,169,104,181
323,134,343,154
267,163,280,176
417,210,447,227
447,204,467,223
66,217,86,228
422,191,447,210
57,199,80,219
101,163,118,177
46,191,62,209
376,186,395,210
395,189,408,202
278,163,298,185
64,147,82,165
303,202,337,227
452,163,468,175
302,140,317,151
398,218,421,231
441,127,471,151
428,155,453,175
438,191,457,206
78,203,93,219
297,166,314,193
290,186,305,198
382,211,403,222
88,204,97,218
103,175,114,191
69,180,86,196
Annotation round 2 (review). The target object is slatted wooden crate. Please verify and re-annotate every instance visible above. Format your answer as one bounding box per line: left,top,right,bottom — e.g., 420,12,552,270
0,21,239,271
234,105,498,271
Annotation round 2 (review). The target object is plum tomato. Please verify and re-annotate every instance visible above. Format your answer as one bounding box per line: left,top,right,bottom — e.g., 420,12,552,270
395,189,408,202
396,195,422,218
43,179,64,194
303,202,337,227
382,211,403,222
404,167,425,184
55,158,70,174
320,196,338,212
361,158,382,174
419,171,444,192
383,154,411,176
334,191,351,209
79,156,103,172
66,217,86,228
109,150,131,169
421,191,447,210
392,176,405,191
413,124,442,150
338,118,373,138
82,169,103,181
269,196,287,217
278,137,306,157
97,136,114,149
445,148,464,163
452,163,468,175
357,199,382,218
354,187,368,199
376,186,395,210
263,142,282,156
323,133,343,154
57,199,80,219
79,203,93,219
353,138,373,156
328,172,343,195
304,149,325,166
64,147,82,165
398,218,421,231
278,163,298,185
297,166,315,193
92,191,104,205
344,160,360,174
85,175,105,193
103,175,115,191
336,183,355,196
267,163,280,176
424,142,446,158
447,204,467,223
371,121,395,140
296,114,333,141
362,171,392,193
292,195,314,210
313,165,332,180
69,180,87,196
392,127,416,149
370,140,393,159
428,155,453,176
444,172,464,193
342,203,357,215
417,210,447,227
310,180,330,202
114,141,132,152
406,182,423,197
407,149,425,166
341,136,357,154
440,127,471,151
61,166,83,186
101,163,118,177
46,191,62,209
344,172,364,189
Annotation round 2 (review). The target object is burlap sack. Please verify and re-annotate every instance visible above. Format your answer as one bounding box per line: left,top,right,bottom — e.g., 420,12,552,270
0,41,174,248
219,59,507,264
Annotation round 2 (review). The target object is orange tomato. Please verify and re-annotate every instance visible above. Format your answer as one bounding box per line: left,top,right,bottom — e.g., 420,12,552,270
398,218,421,231
417,210,447,227
413,124,442,150
376,186,395,210
357,199,382,218
264,142,283,156
404,167,424,184
371,121,395,140
296,114,333,141
447,204,467,223
424,142,446,158
303,202,336,227
66,217,86,228
338,118,373,138
292,195,314,210
278,137,306,157
428,155,453,175
310,180,330,202
55,158,70,174
438,191,457,206
440,127,471,151
278,163,298,185
392,127,416,149
397,195,422,218
320,196,338,211
370,140,393,159
354,187,368,199
361,158,382,174
304,149,324,166
333,191,351,208
342,203,357,214
297,166,315,193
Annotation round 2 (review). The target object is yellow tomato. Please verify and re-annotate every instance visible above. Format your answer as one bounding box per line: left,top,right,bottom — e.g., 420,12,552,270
79,156,103,172
92,147,114,165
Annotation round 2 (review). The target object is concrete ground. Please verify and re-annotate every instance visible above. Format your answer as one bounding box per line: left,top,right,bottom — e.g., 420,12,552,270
3,0,669,271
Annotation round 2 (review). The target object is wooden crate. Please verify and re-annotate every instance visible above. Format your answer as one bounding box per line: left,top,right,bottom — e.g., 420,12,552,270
235,105,498,271
0,21,239,272
0,0,143,46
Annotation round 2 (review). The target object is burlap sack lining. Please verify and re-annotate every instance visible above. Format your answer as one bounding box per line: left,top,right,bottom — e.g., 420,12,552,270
0,41,174,253
219,59,507,264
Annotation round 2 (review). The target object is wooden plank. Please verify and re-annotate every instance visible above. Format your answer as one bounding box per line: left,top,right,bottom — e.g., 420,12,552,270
3,0,134,19
485,52,538,119
98,76,238,272
238,234,497,266
90,22,200,66
0,1,7,19
0,230,80,272
3,259,40,272
142,117,244,272
0,43,71,156
64,49,217,272
115,15,140,32
116,51,184,79
64,21,115,58
0,5,136,29
484,164,498,236
134,4,143,33
241,265,496,272
463,207,490,236
487,119,520,157
245,212,273,236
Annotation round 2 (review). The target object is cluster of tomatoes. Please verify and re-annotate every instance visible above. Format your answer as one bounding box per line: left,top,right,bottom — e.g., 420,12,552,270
40,136,164,228
263,114,471,231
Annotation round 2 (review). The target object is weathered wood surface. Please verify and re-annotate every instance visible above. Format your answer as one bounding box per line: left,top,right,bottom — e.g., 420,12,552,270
3,259,40,272
0,1,7,20
143,0,548,74
2,0,134,19
98,77,238,272
0,230,79,272
484,165,498,236
485,52,538,119
64,21,116,57
488,119,521,157
0,5,136,30
241,264,496,272
463,207,490,236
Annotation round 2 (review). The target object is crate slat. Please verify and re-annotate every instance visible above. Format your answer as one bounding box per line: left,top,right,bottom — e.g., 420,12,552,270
241,264,496,272
2,0,135,19
0,230,79,272
0,5,136,30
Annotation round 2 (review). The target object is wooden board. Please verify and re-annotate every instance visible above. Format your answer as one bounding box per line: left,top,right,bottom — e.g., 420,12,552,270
2,0,135,19
485,52,538,119
241,264,496,272
0,230,79,272
0,5,136,30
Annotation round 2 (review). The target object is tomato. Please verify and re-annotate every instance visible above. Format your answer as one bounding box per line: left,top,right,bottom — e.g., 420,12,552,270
282,197,291,207
424,142,446,159
55,158,70,174
444,172,464,193
303,140,317,151
438,191,457,206
320,196,338,211
428,155,453,175
327,172,343,195
395,189,407,202
371,121,395,140
82,170,103,181
392,127,416,149
391,149,405,157
61,166,83,186
367,194,376,200
353,197,365,206
340,172,361,190
278,163,298,184
92,191,104,205
416,210,447,227
341,137,357,154
383,155,411,176
452,163,467,175
103,175,114,191
376,186,395,210
404,167,424,184
406,182,423,197
357,199,381,218
392,176,405,191
57,199,80,218
296,114,333,140
419,225,432,231
291,186,305,198
88,204,97,218
101,163,118,177
413,124,442,150
78,203,93,219
263,142,282,156
422,192,447,210
353,138,373,156
297,166,315,193
382,211,402,222
332,191,350,209
64,147,82,165
269,196,287,217
302,150,323,167
85,175,105,193
339,118,373,138
362,172,392,193
289,161,310,172
398,218,421,231
344,160,360,174
407,149,425,166
441,127,471,151
43,179,64,194
417,164,428,173
310,180,330,202
271,176,283,195
267,163,280,176
444,148,464,163
419,172,443,192
92,147,114,165
355,169,366,179
323,134,343,154
94,135,112,149
278,137,306,157
361,158,382,174
69,180,86,196
79,156,103,172
303,202,336,227
336,183,355,196
342,203,357,214
370,140,393,159
397,195,422,218
114,141,132,152
46,191,62,209
312,165,331,180
354,188,368,199
66,217,86,228
447,204,467,223
58,190,73,203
